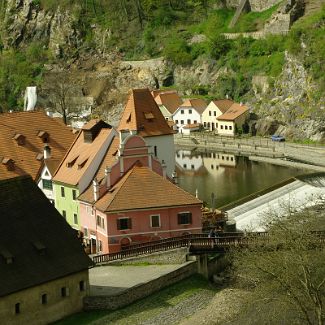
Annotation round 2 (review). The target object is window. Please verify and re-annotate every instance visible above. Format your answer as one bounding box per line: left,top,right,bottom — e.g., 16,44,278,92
41,294,47,305
15,303,20,314
154,146,158,157
203,122,206,127
183,164,187,168
211,123,215,130
191,164,194,170
150,215,160,228
231,157,234,161
61,287,69,297
194,120,197,124
98,240,103,252
175,120,179,124
84,227,88,237
216,123,218,128
189,109,192,114
177,212,192,225
60,187,65,197
72,189,77,200
207,122,210,128
220,125,223,129
96,215,105,229
62,210,66,219
211,165,214,169
209,111,211,116
181,110,184,114
73,213,78,224
225,125,228,130
117,218,132,230
42,179,52,190
165,117,168,120
229,126,232,130
187,119,191,124
180,120,184,125
79,280,86,292
214,111,217,116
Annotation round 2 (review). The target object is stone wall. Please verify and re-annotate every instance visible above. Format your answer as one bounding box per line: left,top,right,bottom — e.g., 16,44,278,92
225,0,282,11
104,248,189,266
84,262,197,310
0,270,89,325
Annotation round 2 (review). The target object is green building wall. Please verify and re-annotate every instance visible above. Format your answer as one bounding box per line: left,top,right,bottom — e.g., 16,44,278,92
53,182,80,230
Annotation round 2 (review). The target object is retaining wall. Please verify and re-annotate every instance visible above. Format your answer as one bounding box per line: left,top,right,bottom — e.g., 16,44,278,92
84,262,197,310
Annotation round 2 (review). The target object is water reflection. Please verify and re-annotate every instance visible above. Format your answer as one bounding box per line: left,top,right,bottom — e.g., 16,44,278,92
176,148,301,208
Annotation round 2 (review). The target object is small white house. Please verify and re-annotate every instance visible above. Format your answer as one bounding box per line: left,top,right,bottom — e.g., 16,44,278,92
172,99,207,133
153,91,183,121
201,99,234,131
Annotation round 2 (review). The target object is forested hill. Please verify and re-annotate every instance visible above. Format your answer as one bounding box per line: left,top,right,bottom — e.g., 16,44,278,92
0,0,324,141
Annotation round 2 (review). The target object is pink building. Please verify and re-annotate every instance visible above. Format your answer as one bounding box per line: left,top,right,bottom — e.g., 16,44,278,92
78,133,202,254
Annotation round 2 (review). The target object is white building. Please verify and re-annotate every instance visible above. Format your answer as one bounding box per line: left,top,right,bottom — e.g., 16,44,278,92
175,149,205,174
202,99,234,131
153,90,183,121
172,99,207,133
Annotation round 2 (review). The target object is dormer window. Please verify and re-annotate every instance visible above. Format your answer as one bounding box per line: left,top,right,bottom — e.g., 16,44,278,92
2,158,15,171
32,241,46,255
36,153,43,161
66,156,78,168
126,113,132,123
0,248,14,264
38,131,49,143
13,133,26,145
144,112,154,120
77,158,88,170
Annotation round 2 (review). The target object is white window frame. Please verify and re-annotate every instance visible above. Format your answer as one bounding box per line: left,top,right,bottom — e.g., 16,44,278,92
150,214,161,228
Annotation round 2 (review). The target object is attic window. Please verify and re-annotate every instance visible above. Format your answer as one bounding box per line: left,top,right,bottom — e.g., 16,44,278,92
32,241,46,255
2,158,15,171
144,112,154,120
112,150,118,157
36,153,44,161
77,158,88,170
66,156,78,168
0,248,14,264
126,113,131,123
38,131,49,143
13,133,25,145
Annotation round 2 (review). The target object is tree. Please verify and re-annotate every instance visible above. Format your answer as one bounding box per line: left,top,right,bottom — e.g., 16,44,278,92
230,203,325,325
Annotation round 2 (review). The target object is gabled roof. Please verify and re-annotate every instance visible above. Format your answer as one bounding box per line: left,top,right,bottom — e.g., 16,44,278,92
0,111,76,180
217,103,249,121
212,99,234,113
93,165,202,213
0,176,92,297
180,99,207,114
118,89,175,137
154,91,183,114
53,120,113,186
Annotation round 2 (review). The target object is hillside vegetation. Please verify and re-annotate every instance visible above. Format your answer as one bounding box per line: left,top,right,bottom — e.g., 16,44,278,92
0,0,324,110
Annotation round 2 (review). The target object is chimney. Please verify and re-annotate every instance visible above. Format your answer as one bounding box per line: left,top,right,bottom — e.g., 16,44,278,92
172,170,178,185
105,166,111,189
240,102,243,106
226,94,229,99
93,178,99,202
161,160,167,178
44,144,51,159
195,189,199,199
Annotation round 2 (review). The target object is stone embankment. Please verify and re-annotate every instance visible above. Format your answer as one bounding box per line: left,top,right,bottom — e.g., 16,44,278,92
174,134,325,171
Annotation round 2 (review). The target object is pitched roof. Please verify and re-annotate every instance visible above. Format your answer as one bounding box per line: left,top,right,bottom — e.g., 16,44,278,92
0,111,76,180
78,136,120,203
217,103,249,121
0,176,92,297
118,89,175,137
181,99,207,114
53,121,114,186
154,91,183,114
212,99,234,113
93,165,202,213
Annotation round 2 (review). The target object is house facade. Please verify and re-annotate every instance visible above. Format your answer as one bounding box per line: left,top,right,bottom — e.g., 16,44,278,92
153,90,183,121
172,99,207,133
53,120,116,230
216,103,249,136
201,99,234,131
0,176,92,325
78,134,202,254
118,88,176,177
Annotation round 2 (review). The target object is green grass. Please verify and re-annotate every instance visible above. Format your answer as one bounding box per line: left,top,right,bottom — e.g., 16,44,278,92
54,275,215,325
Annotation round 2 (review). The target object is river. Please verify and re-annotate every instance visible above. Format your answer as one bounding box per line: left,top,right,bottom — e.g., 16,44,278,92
175,148,302,208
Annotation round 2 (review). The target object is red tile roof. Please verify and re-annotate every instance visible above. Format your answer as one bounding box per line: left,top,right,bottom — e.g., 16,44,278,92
181,99,207,114
154,91,183,114
85,166,201,212
212,99,234,113
0,111,76,180
118,89,175,137
217,103,249,121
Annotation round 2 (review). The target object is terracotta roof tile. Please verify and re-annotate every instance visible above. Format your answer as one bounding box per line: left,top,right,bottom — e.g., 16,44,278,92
212,99,234,113
118,89,175,137
154,91,183,114
0,111,76,180
94,166,202,213
181,99,207,114
53,125,114,186
217,103,249,121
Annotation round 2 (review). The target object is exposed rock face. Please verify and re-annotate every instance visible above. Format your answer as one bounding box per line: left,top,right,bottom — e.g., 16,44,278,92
225,0,282,12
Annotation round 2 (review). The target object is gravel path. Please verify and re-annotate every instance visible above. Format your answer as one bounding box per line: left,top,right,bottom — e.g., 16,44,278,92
140,290,215,325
